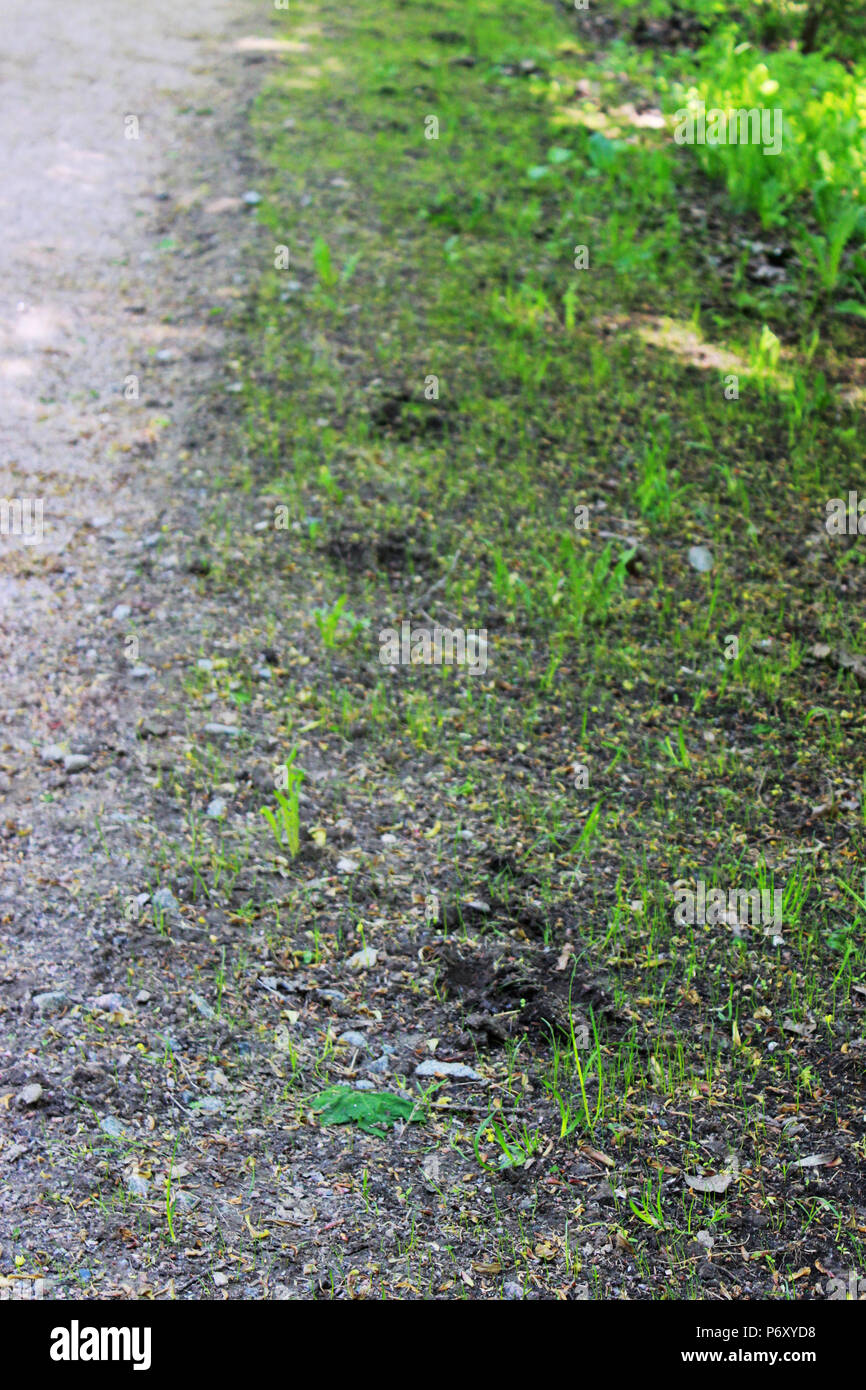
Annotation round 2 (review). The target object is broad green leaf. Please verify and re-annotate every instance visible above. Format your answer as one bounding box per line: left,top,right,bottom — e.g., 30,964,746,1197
309,1086,424,1137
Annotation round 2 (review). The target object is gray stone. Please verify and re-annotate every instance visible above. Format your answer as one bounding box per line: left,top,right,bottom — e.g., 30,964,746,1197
688,545,714,573
415,1060,481,1081
63,754,90,773
152,888,181,926
189,991,216,1020
172,1190,199,1211
337,1030,369,1050
91,992,125,1013
32,991,69,1015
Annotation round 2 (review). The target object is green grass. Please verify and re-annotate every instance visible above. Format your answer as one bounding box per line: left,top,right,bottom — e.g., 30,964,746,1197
153,0,866,1296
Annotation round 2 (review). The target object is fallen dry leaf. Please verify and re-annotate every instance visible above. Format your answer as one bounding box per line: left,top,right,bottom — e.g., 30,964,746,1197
684,1171,734,1194
582,1145,615,1168
555,942,575,971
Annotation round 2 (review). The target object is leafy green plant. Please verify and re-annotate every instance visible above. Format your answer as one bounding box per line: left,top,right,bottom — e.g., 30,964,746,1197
261,750,304,857
796,201,865,294
635,415,684,520
669,33,866,237
553,538,634,634
754,323,781,374
312,235,339,288
164,1138,180,1244
575,801,604,862
629,1177,665,1230
544,984,604,1138
310,1085,426,1137
662,725,692,771
313,594,366,648
472,1112,542,1171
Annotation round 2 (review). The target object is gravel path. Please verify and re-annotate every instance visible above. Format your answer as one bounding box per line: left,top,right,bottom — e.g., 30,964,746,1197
0,0,274,1297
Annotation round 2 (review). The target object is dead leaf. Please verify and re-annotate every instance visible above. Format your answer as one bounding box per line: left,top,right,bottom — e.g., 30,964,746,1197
783,1017,816,1037
582,1146,615,1168
684,1171,734,1194
555,942,575,971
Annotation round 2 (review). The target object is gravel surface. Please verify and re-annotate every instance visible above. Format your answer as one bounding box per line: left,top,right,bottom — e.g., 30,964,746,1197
0,0,280,1299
